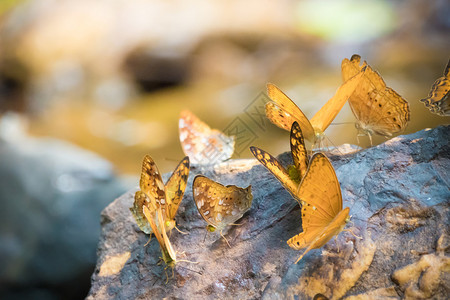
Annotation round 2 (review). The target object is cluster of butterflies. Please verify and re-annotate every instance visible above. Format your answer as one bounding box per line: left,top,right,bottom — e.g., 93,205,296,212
130,55,449,272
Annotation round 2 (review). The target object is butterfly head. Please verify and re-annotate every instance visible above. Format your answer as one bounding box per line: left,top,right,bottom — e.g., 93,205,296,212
165,219,176,231
206,225,216,232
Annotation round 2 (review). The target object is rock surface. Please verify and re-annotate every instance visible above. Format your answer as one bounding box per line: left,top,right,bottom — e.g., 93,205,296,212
87,126,449,299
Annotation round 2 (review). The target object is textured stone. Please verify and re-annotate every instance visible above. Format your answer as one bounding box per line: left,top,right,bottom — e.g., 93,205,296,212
88,126,449,299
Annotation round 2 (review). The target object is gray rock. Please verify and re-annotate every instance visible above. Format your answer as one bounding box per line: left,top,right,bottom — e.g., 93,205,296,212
87,126,449,300
0,114,127,299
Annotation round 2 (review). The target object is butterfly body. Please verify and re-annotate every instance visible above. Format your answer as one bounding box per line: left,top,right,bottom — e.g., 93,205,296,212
193,175,253,232
265,69,364,144
179,110,235,165
130,155,190,235
250,121,308,203
143,205,177,268
288,152,350,264
342,54,410,139
421,59,450,116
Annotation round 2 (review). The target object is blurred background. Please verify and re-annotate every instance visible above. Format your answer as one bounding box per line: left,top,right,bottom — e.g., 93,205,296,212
0,0,448,299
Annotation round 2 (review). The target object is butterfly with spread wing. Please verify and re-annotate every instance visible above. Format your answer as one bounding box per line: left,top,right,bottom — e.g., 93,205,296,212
420,59,450,116
341,54,410,144
130,155,190,235
265,68,365,146
193,175,253,246
179,110,235,165
250,121,308,203
288,152,351,264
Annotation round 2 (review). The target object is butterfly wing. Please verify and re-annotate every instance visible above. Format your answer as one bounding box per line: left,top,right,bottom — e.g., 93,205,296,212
342,55,410,137
193,175,253,231
143,206,176,265
130,155,166,234
179,110,235,165
250,146,300,202
165,156,190,220
309,68,365,134
290,121,308,180
130,191,154,234
421,59,450,116
266,83,316,141
139,155,167,212
287,153,349,263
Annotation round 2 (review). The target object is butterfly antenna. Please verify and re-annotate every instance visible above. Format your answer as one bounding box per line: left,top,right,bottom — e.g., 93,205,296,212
144,234,153,246
330,122,354,125
177,259,200,265
174,225,188,235
163,157,180,162
177,265,203,275
230,223,243,226
220,231,231,248
344,228,362,239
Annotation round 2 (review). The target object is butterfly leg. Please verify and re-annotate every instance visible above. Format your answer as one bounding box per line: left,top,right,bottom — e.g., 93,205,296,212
220,231,231,248
144,233,153,246
174,225,189,235
368,133,373,147
344,228,362,239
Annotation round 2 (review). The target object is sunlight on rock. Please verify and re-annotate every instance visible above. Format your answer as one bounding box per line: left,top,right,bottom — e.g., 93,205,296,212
289,235,376,299
99,252,131,277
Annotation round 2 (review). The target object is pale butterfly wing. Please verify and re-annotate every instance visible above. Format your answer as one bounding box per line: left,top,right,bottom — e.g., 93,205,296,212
130,191,154,234
287,153,350,264
179,110,235,165
193,175,253,231
342,54,410,137
420,59,450,116
164,156,190,220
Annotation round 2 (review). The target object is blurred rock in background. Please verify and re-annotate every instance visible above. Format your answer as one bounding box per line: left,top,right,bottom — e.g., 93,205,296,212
0,113,127,299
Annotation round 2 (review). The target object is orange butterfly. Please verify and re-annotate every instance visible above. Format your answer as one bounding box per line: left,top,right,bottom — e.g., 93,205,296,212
130,155,189,235
193,175,253,246
288,152,350,264
341,54,410,144
420,59,450,116
265,69,365,145
250,121,308,203
179,110,235,165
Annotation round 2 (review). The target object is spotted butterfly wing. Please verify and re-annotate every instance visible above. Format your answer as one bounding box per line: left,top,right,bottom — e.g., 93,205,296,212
193,175,253,232
420,59,450,116
341,54,410,139
130,155,190,234
250,121,308,202
179,110,235,165
165,156,190,222
265,69,364,143
287,153,350,264
130,155,166,234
